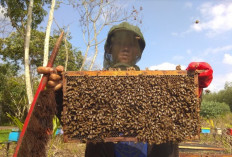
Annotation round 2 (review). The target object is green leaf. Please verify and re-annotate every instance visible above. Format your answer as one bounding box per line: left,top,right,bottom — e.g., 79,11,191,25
6,112,23,131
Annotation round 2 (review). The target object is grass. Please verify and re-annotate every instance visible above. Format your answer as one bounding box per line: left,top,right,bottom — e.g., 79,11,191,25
0,129,14,157
1,113,232,156
0,129,11,142
201,113,232,129
200,113,232,154
0,136,86,157
47,136,86,157
200,131,232,154
1,134,230,156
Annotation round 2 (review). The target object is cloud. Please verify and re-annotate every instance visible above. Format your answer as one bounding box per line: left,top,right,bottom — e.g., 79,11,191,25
203,45,232,56
184,2,193,8
172,55,184,61
0,6,6,19
207,72,232,92
184,45,232,64
223,53,232,65
190,56,204,62
148,62,232,93
186,49,192,55
149,62,186,70
171,32,178,36
191,2,232,36
171,29,192,37
0,6,10,21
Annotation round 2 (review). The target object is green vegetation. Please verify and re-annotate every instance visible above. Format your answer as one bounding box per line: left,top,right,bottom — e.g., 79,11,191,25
200,101,230,118
6,113,23,131
0,0,51,30
0,130,11,142
48,116,61,157
200,113,232,154
203,82,232,111
0,30,83,72
0,0,231,155
0,63,28,124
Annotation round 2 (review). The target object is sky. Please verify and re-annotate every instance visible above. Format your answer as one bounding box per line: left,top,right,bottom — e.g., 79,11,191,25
2,0,232,92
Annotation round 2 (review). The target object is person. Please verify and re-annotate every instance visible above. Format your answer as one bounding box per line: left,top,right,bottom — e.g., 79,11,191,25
37,22,213,157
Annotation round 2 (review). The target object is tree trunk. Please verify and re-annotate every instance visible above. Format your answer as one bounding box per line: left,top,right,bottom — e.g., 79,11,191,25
80,44,90,71
89,22,98,70
24,0,34,109
64,33,69,71
43,0,56,67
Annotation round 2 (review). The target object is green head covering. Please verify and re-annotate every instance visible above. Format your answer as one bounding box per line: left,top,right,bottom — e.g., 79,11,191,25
103,22,145,69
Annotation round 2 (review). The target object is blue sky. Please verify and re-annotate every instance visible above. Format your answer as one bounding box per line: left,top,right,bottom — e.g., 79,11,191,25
2,0,232,92
48,0,232,92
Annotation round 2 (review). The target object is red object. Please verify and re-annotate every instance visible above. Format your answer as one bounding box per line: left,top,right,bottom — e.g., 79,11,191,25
13,32,64,157
186,62,213,88
227,128,232,135
186,62,213,97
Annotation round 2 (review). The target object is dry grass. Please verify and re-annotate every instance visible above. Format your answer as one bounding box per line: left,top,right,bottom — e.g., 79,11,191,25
200,113,232,154
47,136,86,157
1,114,231,156
0,136,86,157
0,133,231,156
201,113,232,129
0,142,17,157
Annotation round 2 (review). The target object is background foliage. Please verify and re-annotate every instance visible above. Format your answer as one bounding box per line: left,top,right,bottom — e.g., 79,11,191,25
0,63,28,124
203,82,232,112
0,0,51,30
200,100,230,118
0,30,83,72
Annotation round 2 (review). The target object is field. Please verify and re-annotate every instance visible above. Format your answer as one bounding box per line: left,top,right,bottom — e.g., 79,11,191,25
0,135,86,157
0,114,231,156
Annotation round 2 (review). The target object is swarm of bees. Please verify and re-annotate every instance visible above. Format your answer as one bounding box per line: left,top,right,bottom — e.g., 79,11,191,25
61,74,200,144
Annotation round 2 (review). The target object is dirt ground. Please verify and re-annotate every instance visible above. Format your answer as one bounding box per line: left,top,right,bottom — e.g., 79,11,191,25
0,131,231,156
1,136,231,157
0,136,86,157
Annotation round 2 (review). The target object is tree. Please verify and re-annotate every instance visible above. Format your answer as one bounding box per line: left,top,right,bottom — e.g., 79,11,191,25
0,63,28,124
0,0,51,36
0,16,13,38
1,0,52,107
203,82,232,111
24,0,34,106
53,19,72,71
69,0,142,70
43,0,56,67
0,30,83,122
200,101,230,118
0,30,83,72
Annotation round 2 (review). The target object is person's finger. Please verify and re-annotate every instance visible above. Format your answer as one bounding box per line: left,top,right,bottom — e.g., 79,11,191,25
49,73,61,81
37,67,53,74
54,83,63,91
47,80,58,87
56,65,64,72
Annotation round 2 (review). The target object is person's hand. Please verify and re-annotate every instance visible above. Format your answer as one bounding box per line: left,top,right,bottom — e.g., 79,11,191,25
186,62,213,96
37,65,64,91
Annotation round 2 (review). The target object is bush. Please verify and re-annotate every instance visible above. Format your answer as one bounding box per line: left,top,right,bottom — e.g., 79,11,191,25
203,82,232,111
200,101,231,118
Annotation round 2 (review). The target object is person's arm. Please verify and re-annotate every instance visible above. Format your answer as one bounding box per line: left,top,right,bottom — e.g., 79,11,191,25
37,65,64,121
186,62,213,96
17,66,64,156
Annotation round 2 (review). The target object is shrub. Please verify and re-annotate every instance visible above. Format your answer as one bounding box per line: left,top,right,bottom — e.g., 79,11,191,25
200,101,231,118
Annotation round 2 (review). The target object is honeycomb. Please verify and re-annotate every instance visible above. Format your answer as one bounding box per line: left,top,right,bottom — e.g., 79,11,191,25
61,71,200,144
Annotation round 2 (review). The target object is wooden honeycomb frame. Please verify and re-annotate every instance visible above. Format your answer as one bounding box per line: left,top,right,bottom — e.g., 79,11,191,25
62,70,201,143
